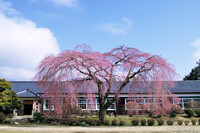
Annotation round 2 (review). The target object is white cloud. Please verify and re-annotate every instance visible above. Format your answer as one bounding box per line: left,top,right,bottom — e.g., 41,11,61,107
99,17,133,35
0,0,60,81
0,67,35,81
0,0,19,15
191,39,200,61
48,0,79,7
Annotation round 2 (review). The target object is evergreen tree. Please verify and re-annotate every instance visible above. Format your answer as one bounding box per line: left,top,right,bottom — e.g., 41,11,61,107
0,79,22,114
184,60,200,80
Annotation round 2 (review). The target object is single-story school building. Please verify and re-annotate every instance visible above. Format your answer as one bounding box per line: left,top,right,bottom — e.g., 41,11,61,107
11,81,200,116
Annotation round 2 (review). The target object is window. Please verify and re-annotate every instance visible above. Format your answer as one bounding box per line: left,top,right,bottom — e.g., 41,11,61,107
127,98,146,105
77,97,87,110
77,97,97,110
106,98,115,110
182,98,192,109
193,98,200,102
77,97,115,110
43,99,54,110
97,99,100,109
177,97,200,109
87,98,96,110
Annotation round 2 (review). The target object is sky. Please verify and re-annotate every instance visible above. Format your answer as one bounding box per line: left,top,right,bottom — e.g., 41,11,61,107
0,0,200,81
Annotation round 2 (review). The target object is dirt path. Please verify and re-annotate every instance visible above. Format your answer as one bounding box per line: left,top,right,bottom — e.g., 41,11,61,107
0,126,200,133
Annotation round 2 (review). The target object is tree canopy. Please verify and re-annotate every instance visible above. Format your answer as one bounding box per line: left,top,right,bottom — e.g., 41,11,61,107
0,79,22,114
184,60,200,80
35,44,179,122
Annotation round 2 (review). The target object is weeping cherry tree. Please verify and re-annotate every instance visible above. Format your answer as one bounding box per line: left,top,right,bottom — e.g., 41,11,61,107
34,44,179,123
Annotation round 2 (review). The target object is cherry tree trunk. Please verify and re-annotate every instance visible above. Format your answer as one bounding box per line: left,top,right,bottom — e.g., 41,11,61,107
99,103,107,124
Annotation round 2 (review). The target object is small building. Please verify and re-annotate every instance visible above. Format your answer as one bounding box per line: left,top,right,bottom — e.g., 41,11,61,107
11,81,200,115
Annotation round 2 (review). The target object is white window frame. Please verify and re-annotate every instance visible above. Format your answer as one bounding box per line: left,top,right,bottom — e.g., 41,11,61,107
43,99,54,110
76,97,116,110
77,97,87,110
180,97,200,109
124,97,200,110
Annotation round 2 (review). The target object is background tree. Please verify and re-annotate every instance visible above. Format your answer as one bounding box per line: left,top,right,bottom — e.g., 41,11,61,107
0,79,22,114
184,60,200,80
34,44,179,123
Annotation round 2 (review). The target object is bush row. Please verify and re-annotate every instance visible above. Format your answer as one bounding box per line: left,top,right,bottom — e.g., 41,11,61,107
107,119,200,126
46,118,200,126
130,119,200,126
32,112,200,126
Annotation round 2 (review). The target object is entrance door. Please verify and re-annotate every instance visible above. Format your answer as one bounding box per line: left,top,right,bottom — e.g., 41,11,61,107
24,104,32,115
23,100,33,115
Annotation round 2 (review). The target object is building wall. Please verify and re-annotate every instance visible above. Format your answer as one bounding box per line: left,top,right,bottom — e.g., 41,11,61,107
17,93,200,115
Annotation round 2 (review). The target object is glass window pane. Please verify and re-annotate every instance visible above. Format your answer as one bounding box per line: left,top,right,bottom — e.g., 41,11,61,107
78,104,86,109
87,104,96,109
193,99,200,103
183,99,191,102
78,98,86,103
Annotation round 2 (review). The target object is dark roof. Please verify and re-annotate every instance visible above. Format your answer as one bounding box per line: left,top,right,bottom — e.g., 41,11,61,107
170,81,200,93
17,90,39,98
11,81,43,98
10,81,200,98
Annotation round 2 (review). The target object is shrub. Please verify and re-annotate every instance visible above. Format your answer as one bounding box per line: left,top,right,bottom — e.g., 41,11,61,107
104,119,109,125
166,120,174,125
51,121,60,125
67,119,80,126
178,120,183,125
170,105,184,114
131,119,139,126
81,111,90,117
96,120,102,126
198,119,200,125
125,102,140,116
140,104,148,115
0,112,6,123
33,112,44,123
170,105,184,117
140,119,146,126
185,101,200,109
120,120,125,126
85,119,95,126
62,102,82,118
185,109,195,117
191,119,196,125
60,118,72,125
170,113,177,117
80,122,88,126
147,119,155,126
27,117,34,123
185,121,189,125
112,119,118,126
93,120,98,126
146,103,164,117
43,116,54,124
157,119,164,126
72,122,76,126
176,105,185,114
195,110,200,117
